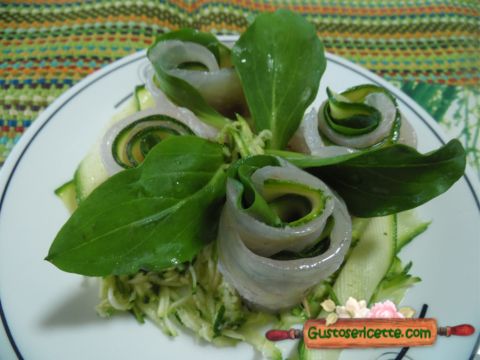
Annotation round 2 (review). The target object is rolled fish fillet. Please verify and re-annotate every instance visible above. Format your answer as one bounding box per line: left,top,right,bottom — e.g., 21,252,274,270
398,114,417,148
145,64,219,139
318,92,397,149
290,86,417,156
289,108,356,157
217,159,352,311
100,108,199,175
147,40,244,116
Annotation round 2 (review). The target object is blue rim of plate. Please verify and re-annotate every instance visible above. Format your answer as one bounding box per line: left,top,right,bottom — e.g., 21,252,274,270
0,51,478,360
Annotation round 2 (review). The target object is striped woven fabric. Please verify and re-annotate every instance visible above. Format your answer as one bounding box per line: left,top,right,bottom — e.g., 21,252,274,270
0,0,479,169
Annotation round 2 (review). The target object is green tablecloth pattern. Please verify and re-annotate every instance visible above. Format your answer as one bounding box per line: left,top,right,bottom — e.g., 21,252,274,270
0,0,479,173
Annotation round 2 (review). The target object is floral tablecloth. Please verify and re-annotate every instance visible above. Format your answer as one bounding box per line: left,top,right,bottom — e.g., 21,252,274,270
0,0,479,174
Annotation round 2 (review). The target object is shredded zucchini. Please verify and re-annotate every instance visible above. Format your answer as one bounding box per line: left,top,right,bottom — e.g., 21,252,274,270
96,243,285,358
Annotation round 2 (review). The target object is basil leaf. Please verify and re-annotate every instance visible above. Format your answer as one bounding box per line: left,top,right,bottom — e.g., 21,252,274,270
232,9,326,149
147,29,231,129
269,140,466,217
46,136,226,276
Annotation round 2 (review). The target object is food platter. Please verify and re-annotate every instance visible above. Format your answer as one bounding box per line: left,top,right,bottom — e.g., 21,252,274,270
0,36,479,360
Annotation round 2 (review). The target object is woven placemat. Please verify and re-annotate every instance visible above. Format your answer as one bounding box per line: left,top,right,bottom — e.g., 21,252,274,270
0,0,479,171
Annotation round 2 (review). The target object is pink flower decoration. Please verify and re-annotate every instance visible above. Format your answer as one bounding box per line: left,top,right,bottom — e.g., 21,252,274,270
368,300,405,319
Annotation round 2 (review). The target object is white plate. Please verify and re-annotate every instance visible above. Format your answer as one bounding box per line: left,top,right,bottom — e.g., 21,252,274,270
1,36,479,360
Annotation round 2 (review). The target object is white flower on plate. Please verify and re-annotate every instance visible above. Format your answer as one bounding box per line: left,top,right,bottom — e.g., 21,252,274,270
326,312,338,326
336,297,370,318
321,298,336,313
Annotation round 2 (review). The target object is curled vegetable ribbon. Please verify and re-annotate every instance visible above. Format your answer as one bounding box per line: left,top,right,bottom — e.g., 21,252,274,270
147,30,247,129
101,109,196,175
217,156,351,311
318,84,401,149
318,85,401,149
290,85,416,157
112,114,193,169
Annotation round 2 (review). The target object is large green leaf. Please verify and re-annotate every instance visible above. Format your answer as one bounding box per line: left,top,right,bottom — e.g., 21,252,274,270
232,9,326,149
269,140,466,216
46,136,227,276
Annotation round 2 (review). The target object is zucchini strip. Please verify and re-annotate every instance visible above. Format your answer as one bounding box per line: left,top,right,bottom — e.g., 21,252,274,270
101,110,194,174
318,85,401,149
111,114,193,168
217,156,352,311
290,85,417,157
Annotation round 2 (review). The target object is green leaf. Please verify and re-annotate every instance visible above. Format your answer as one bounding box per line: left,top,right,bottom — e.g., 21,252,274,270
147,29,231,129
46,136,227,276
270,140,466,217
232,9,326,149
